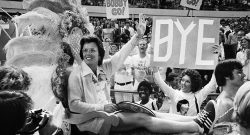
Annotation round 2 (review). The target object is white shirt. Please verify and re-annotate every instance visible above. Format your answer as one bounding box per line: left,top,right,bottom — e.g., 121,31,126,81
154,71,217,116
136,98,158,110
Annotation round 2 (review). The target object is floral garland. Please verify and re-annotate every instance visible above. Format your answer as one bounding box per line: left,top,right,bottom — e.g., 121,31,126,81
51,43,73,118
59,10,90,38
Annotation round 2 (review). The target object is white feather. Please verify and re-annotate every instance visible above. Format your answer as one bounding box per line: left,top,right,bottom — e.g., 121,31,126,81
5,51,58,67
4,36,62,60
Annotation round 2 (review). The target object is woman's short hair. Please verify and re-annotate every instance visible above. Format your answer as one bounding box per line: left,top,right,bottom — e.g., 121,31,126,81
0,91,33,134
180,69,202,93
233,81,250,128
79,35,105,66
215,59,243,86
0,66,31,91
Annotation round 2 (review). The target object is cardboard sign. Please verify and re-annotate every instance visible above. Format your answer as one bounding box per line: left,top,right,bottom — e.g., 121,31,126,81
180,0,203,10
151,17,220,69
106,0,129,19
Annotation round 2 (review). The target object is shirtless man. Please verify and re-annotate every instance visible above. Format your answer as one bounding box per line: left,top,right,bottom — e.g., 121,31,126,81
214,59,245,123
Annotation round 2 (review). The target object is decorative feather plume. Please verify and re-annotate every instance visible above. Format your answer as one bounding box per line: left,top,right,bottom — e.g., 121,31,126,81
5,51,58,68
13,10,61,40
4,36,62,60
23,0,73,13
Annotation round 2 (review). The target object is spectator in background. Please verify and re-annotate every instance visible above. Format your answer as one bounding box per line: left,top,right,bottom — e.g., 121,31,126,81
125,20,135,37
220,19,231,35
113,21,130,46
102,22,114,43
236,35,250,80
94,20,103,41
113,55,134,103
0,91,33,135
136,80,158,110
165,72,179,89
225,28,246,59
153,67,217,116
130,39,152,101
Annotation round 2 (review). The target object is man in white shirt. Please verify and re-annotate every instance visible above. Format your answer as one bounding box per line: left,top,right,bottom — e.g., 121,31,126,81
129,39,152,102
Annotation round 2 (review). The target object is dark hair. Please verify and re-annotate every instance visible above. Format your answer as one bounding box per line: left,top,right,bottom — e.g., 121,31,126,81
177,99,189,112
180,69,202,93
166,72,178,82
0,66,31,91
0,91,33,134
165,67,173,78
80,35,105,66
215,59,243,86
137,80,153,94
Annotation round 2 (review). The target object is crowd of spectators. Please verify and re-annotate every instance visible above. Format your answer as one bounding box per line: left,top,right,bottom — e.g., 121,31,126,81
81,0,250,11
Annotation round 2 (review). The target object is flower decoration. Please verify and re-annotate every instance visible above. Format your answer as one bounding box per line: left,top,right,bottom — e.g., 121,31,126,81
59,10,90,38
0,66,31,91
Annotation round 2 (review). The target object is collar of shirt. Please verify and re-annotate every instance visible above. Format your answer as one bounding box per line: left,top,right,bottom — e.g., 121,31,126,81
80,61,106,82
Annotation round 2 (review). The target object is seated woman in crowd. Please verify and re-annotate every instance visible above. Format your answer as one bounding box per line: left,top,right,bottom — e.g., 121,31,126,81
66,27,217,134
153,67,217,116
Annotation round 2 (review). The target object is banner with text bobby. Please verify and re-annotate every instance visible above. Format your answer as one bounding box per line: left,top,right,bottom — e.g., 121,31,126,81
106,0,129,19
151,17,219,69
180,0,203,10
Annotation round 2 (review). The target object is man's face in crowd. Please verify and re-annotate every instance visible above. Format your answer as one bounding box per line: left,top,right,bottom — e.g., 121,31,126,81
170,77,179,89
125,22,130,29
138,86,150,101
230,68,245,87
138,40,148,54
237,30,245,41
120,22,125,28
241,38,249,49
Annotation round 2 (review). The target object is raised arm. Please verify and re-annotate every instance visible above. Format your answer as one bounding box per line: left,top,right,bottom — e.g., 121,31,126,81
198,73,217,97
153,67,176,99
103,21,145,76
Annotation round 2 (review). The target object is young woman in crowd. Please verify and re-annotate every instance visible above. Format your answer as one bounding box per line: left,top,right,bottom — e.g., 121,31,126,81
153,67,217,116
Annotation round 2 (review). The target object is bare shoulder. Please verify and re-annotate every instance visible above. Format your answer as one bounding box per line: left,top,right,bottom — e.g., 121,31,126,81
217,97,234,114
